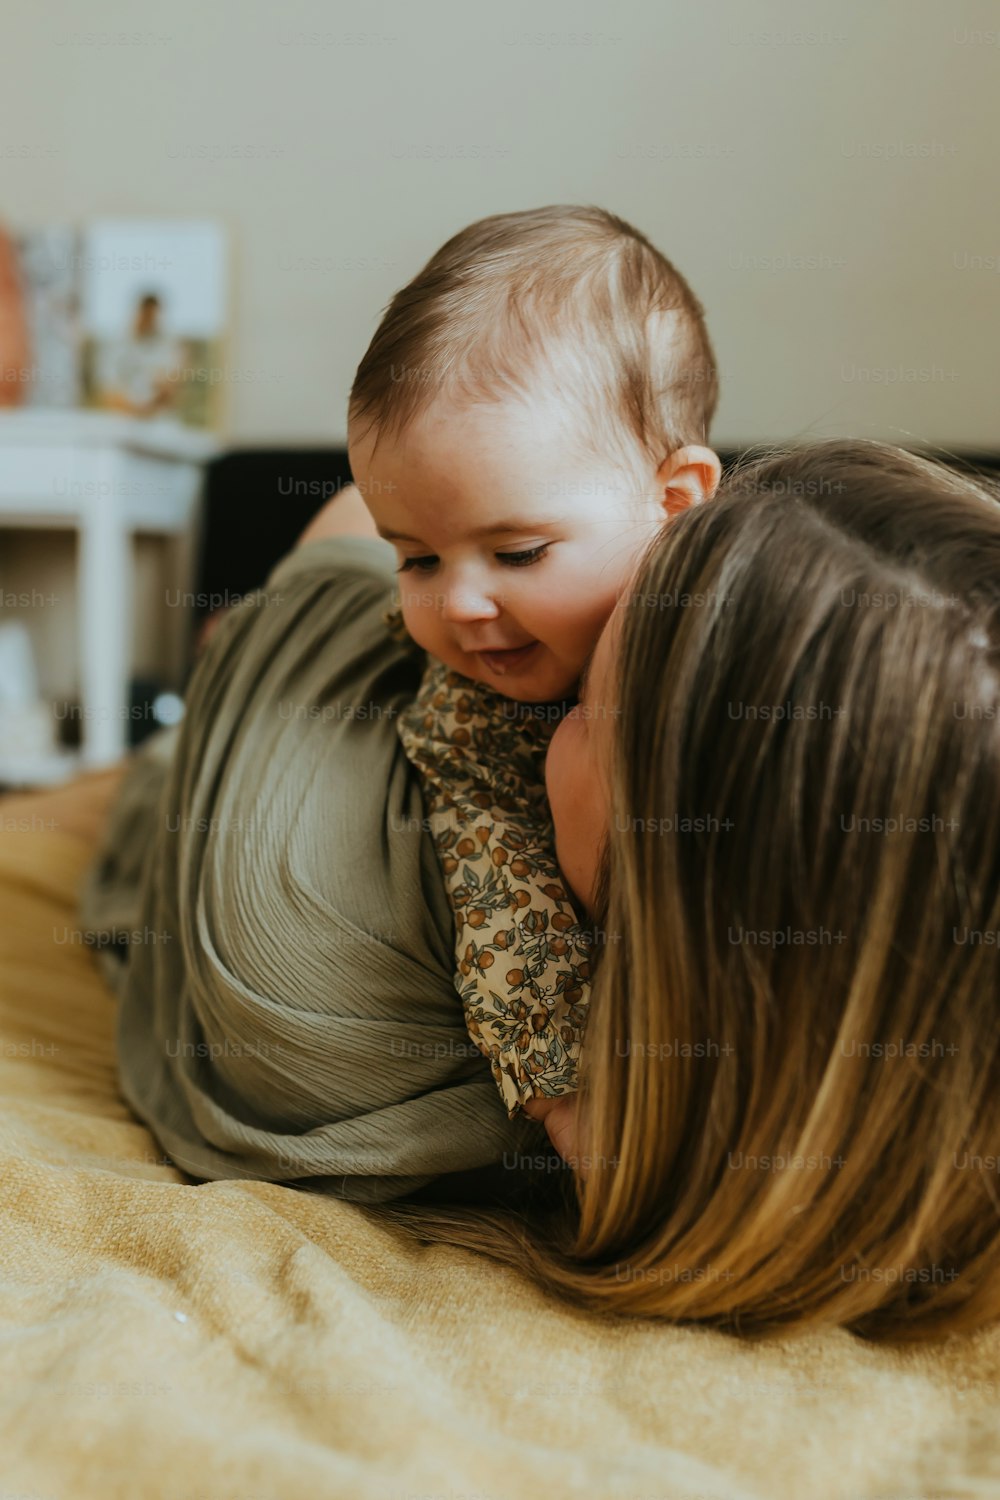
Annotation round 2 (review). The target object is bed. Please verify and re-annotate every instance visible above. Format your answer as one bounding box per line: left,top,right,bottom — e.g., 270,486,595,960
2,763,999,1500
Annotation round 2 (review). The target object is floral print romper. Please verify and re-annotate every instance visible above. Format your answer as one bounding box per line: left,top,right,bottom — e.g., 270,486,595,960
396,652,593,1118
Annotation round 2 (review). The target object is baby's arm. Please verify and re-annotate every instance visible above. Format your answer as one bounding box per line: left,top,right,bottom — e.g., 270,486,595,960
397,660,592,1118
524,1093,584,1167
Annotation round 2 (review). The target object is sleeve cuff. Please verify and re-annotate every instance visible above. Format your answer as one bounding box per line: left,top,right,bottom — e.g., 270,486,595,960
488,1031,581,1119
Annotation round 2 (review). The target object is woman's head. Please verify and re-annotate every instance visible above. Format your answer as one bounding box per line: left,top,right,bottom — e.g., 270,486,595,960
382,439,1000,1344
563,438,1000,1337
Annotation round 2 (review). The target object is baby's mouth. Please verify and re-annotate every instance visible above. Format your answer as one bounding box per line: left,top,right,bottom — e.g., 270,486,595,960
476,642,539,676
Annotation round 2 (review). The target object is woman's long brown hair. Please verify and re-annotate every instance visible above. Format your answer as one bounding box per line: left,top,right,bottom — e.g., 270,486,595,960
374,439,1000,1343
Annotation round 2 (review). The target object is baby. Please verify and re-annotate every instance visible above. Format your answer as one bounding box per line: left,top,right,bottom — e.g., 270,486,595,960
303,205,720,1129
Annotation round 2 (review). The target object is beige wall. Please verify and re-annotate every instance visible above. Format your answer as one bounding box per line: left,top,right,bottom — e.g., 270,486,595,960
1,0,999,701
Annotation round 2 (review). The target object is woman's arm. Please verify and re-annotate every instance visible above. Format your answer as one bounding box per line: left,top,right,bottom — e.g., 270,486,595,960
295,483,381,547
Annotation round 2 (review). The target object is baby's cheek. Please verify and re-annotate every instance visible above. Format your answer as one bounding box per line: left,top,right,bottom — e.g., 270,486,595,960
533,568,617,643
397,595,437,653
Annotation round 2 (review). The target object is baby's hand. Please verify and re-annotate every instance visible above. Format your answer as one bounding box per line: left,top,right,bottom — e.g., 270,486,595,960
523,1093,583,1169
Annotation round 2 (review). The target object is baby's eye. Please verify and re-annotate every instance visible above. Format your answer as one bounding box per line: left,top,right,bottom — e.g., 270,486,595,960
496,544,550,568
397,555,438,574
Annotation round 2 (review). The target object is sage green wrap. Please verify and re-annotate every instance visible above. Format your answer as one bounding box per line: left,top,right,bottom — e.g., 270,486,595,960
79,536,542,1203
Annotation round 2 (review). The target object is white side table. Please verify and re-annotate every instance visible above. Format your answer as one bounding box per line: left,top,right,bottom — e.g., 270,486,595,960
0,410,219,777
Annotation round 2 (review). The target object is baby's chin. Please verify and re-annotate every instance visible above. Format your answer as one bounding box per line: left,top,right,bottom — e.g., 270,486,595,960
485,676,577,705
460,653,578,706
429,640,580,705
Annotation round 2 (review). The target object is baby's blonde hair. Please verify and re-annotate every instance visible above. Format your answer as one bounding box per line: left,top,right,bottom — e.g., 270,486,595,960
349,205,718,469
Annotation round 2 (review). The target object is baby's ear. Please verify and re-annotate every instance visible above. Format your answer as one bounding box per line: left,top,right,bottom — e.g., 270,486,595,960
655,445,722,519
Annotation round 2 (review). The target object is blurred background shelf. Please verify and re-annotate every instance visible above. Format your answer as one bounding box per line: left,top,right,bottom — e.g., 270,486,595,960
0,409,218,774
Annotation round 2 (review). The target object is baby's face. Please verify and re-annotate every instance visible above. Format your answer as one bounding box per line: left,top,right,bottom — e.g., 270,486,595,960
349,393,663,702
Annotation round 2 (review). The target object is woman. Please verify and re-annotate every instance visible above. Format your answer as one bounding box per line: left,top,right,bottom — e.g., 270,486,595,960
384,438,1000,1343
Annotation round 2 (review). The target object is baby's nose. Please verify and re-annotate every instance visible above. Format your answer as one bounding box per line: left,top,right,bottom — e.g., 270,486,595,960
441,585,501,622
